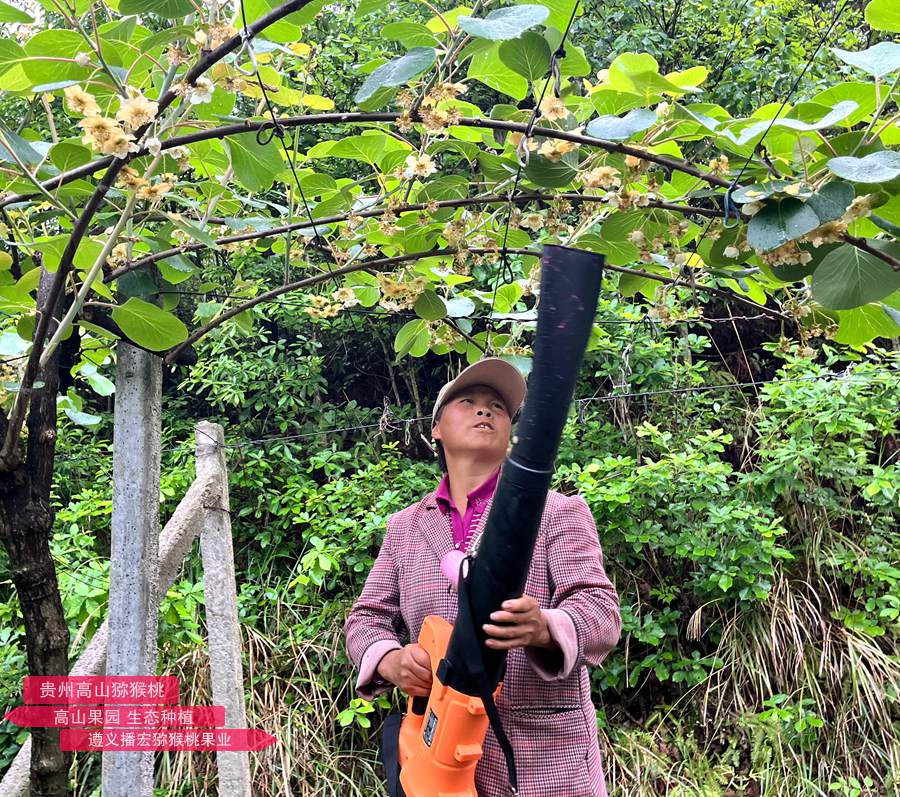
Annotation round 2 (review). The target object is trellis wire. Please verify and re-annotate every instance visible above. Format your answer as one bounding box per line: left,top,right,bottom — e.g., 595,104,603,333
211,368,900,455
50,366,896,465
725,0,855,198
48,364,897,592
487,1,582,351
236,0,363,338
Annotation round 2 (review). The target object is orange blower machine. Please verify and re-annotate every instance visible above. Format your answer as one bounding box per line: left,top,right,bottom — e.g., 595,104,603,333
392,244,605,797
397,615,501,797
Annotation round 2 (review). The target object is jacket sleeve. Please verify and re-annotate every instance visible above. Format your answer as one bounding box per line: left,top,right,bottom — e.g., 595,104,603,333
343,513,407,700
524,494,621,681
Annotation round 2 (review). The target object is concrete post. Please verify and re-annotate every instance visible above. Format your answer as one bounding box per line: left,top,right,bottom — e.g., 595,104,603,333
195,422,251,796
102,343,162,797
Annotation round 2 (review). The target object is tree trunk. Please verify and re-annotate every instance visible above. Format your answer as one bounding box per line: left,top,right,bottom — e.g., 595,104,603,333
0,266,72,796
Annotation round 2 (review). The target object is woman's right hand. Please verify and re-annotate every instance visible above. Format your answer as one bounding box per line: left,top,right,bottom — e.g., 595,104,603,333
377,644,433,696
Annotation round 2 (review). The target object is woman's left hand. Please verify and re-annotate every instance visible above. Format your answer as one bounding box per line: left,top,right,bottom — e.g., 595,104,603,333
482,595,555,650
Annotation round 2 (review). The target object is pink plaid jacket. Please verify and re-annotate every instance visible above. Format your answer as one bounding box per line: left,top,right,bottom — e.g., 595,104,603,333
344,487,621,797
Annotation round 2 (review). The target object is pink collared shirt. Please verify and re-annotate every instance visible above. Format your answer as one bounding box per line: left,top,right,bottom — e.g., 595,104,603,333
434,465,501,551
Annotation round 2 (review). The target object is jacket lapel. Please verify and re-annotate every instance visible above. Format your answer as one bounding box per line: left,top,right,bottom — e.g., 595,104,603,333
420,490,452,560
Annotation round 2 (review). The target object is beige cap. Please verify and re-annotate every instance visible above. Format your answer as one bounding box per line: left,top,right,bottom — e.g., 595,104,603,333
431,357,527,426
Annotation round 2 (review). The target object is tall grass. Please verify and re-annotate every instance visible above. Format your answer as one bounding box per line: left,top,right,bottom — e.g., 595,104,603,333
152,601,389,797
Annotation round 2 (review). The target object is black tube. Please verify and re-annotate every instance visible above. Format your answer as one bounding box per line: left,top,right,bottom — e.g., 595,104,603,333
442,244,605,695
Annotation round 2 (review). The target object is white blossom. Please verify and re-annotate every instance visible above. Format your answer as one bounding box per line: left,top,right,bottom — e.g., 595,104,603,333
188,77,214,105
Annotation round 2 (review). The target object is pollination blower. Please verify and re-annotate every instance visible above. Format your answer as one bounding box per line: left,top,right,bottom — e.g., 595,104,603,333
395,244,605,797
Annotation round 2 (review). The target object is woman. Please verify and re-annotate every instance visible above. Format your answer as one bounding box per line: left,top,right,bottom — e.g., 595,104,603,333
344,357,621,796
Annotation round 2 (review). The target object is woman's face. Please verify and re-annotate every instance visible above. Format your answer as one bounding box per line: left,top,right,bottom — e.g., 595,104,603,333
432,384,511,465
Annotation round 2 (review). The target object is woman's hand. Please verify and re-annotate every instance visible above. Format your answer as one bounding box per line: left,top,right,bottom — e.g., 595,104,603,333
482,595,554,650
377,644,433,696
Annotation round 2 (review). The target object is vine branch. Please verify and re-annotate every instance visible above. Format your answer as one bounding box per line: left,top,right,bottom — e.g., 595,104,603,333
0,0,318,469
109,192,723,281
0,112,731,210
162,244,788,365
841,232,900,272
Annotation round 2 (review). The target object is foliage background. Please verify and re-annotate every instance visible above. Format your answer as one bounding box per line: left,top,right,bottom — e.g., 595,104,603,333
0,0,898,795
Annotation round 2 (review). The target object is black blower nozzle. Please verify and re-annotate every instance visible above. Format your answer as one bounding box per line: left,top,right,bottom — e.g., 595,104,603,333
442,243,605,695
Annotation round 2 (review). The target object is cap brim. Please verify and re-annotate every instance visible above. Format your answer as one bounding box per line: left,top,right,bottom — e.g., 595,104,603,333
432,357,527,422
